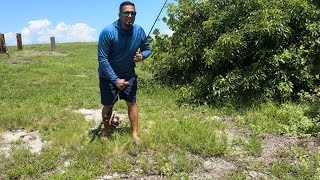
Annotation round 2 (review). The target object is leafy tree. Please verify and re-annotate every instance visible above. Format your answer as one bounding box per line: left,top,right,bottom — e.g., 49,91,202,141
153,28,161,39
151,0,320,104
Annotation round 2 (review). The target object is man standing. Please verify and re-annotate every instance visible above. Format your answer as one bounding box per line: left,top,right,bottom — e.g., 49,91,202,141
98,1,151,143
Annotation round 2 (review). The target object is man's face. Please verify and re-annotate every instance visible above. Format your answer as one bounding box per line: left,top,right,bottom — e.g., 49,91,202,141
119,5,136,29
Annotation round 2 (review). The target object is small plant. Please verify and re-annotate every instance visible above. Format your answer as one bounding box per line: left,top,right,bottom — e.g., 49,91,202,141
230,137,262,157
238,102,315,136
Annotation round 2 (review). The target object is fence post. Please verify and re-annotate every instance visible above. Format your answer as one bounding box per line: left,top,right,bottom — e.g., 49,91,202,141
50,37,56,52
0,33,5,53
16,33,23,51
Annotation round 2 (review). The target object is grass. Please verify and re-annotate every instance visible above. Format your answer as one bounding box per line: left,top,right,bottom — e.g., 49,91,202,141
236,102,317,136
230,137,262,157
0,43,319,179
271,149,320,179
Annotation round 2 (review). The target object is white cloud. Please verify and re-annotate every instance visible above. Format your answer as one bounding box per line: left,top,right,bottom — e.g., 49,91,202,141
29,19,51,30
21,27,32,44
4,19,97,45
3,32,15,46
21,28,31,35
4,32,14,40
51,22,96,43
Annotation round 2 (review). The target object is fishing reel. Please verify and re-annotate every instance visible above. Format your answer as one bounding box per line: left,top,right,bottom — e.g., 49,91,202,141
105,113,120,129
110,114,120,127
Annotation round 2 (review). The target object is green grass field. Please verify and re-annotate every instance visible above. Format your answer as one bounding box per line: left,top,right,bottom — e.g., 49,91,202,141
0,43,319,179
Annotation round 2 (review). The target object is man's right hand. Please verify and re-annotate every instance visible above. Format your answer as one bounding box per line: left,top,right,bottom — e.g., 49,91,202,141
116,79,129,90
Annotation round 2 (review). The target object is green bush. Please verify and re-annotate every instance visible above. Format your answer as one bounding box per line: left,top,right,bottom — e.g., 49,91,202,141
151,0,320,104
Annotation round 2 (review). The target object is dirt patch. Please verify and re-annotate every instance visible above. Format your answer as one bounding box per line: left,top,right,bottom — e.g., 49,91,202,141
2,57,32,64
75,109,102,124
0,129,45,157
211,115,320,158
259,134,320,165
96,174,163,180
96,151,237,180
22,50,67,57
191,157,237,180
260,135,300,164
211,115,320,178
1,50,67,64
75,109,128,125
211,115,252,140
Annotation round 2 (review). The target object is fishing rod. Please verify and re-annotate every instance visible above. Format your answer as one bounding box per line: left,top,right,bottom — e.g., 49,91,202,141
147,0,168,38
90,0,168,142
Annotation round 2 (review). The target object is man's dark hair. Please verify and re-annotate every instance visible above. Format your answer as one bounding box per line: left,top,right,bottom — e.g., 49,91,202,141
119,1,135,12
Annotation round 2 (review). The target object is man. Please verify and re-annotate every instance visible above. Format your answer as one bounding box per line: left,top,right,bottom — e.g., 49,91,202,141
97,1,151,143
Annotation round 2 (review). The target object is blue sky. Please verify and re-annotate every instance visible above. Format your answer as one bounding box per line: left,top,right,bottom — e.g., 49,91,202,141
1,0,174,46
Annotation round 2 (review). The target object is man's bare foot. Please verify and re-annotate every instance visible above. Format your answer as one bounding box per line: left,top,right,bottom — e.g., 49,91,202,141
100,136,109,141
100,128,110,141
132,135,141,145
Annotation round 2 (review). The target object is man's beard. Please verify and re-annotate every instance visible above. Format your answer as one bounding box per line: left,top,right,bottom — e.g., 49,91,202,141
120,18,134,30
125,20,133,27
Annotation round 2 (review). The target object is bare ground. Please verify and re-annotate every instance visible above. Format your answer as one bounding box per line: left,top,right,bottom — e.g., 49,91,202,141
21,50,67,57
1,109,319,179
0,129,45,157
213,115,320,179
1,50,68,64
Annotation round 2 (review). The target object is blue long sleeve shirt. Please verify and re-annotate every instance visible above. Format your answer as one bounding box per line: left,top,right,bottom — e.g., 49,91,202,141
98,20,152,84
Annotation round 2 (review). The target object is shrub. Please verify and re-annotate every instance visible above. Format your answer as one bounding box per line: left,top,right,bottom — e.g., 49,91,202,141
151,0,320,104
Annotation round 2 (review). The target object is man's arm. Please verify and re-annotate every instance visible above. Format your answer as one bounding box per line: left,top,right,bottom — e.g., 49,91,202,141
98,31,120,84
140,29,152,60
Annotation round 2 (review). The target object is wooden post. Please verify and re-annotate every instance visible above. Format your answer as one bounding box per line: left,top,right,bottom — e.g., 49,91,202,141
16,33,23,51
0,34,5,53
50,37,56,52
